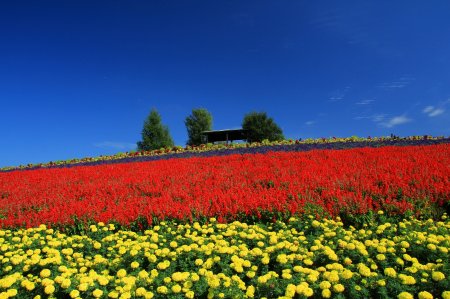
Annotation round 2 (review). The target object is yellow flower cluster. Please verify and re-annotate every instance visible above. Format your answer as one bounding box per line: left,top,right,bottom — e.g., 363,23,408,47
0,214,449,298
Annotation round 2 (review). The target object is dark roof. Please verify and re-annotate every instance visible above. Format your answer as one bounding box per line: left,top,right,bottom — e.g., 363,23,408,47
202,129,247,143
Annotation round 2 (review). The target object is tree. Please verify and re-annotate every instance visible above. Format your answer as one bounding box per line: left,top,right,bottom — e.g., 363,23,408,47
137,109,174,151
184,108,213,146
242,112,284,143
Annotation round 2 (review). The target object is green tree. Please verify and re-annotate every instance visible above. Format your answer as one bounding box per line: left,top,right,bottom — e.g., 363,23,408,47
137,109,174,151
184,108,213,146
242,111,284,143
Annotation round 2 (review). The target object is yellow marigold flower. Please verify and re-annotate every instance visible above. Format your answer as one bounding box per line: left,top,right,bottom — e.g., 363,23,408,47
172,284,182,293
157,286,168,294
135,287,146,296
442,291,450,299
333,284,345,293
78,283,89,292
398,292,414,299
246,285,255,298
40,269,51,278
131,261,139,269
304,287,314,297
284,284,296,298
377,279,386,286
399,274,416,285
282,272,292,279
108,291,119,298
303,258,313,266
319,281,331,289
432,271,445,281
400,241,410,248
277,254,288,264
24,281,36,291
376,254,386,261
341,269,353,279
69,290,80,298
92,289,103,298
61,278,71,289
296,284,306,295
357,264,371,277
418,291,433,299
117,269,127,278
322,289,332,298
157,260,170,270
377,246,387,253
7,289,18,297
98,276,109,286
41,278,54,287
191,273,200,281
384,267,397,277
185,291,195,299
44,284,55,295
324,270,339,283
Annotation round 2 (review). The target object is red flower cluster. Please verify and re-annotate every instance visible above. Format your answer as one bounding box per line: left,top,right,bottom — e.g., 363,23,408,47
0,145,448,228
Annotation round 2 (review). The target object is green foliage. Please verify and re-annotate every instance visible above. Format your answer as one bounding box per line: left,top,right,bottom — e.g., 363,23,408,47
242,111,284,143
137,109,174,151
184,108,213,146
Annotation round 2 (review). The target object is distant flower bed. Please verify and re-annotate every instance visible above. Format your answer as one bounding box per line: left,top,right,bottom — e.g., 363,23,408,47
0,214,449,298
0,144,448,228
1,135,448,172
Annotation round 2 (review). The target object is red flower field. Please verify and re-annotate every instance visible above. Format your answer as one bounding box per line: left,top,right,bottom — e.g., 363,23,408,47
0,144,448,228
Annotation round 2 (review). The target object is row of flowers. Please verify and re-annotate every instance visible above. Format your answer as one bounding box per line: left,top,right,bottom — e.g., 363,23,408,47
0,144,448,228
1,135,448,172
0,213,449,298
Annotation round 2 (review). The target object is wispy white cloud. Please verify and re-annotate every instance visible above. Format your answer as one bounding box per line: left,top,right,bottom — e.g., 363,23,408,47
94,141,136,150
305,121,316,126
354,113,386,122
355,99,375,105
381,115,412,128
379,76,414,90
328,86,351,102
423,106,445,117
355,113,411,128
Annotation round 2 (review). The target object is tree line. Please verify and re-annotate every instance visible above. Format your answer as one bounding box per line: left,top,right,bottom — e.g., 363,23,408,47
137,108,284,151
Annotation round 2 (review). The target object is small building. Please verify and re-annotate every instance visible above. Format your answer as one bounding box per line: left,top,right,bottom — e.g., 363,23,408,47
202,129,248,144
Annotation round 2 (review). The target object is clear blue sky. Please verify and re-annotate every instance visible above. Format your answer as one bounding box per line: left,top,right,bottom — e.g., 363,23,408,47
1,1,449,167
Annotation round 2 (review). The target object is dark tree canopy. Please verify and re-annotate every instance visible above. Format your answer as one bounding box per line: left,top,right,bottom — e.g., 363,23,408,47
184,108,213,146
137,109,174,151
242,112,284,143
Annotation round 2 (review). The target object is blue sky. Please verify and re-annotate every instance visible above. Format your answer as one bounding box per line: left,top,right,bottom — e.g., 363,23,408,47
1,1,449,167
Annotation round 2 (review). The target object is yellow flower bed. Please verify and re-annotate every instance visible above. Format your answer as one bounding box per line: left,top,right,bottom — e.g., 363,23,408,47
0,215,449,298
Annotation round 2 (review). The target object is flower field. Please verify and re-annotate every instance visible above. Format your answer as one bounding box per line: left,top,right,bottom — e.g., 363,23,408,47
0,142,449,298
1,135,447,172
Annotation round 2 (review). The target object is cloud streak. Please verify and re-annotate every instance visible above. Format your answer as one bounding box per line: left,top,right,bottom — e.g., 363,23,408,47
381,115,412,128
379,76,414,90
328,86,351,102
355,99,375,105
423,106,445,117
355,113,412,128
